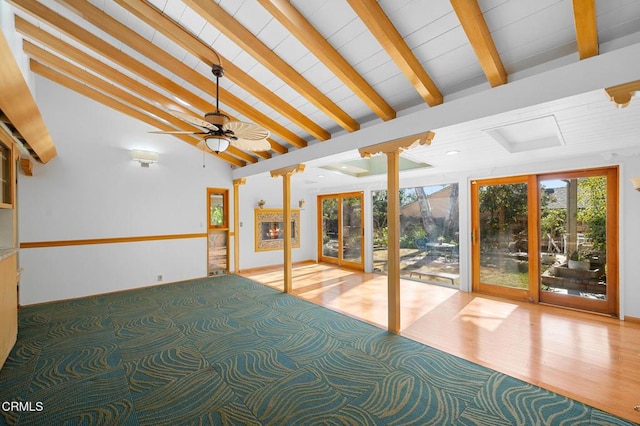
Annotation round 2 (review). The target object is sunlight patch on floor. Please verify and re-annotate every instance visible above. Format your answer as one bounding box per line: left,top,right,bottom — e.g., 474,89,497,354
455,297,519,332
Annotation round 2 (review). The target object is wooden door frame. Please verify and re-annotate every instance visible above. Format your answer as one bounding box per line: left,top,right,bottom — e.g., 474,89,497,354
471,167,619,317
317,191,365,270
207,187,230,274
536,167,619,316
471,175,538,302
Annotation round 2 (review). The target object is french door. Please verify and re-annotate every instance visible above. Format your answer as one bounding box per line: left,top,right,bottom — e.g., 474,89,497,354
318,192,364,270
471,176,538,301
471,168,618,316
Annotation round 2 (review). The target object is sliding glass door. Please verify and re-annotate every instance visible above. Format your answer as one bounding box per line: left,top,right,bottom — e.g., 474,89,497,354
371,185,460,287
471,176,538,301
318,192,364,270
538,168,618,315
471,167,618,316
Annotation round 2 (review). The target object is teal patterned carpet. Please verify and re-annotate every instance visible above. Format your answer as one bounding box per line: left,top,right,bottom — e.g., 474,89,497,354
0,274,636,425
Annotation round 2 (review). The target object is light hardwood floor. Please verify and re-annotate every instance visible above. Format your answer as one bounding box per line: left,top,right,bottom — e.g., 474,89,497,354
240,262,640,423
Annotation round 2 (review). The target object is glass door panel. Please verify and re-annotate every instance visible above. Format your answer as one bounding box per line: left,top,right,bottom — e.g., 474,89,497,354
472,177,535,301
321,197,339,260
371,185,460,286
209,193,225,227
538,169,618,315
208,230,228,275
318,192,364,269
342,196,362,265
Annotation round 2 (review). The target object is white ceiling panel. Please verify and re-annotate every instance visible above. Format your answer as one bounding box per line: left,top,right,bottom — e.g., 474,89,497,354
6,0,639,171
293,1,356,39
230,1,272,34
326,15,369,50
272,35,311,68
597,1,640,42
403,13,465,56
382,0,454,38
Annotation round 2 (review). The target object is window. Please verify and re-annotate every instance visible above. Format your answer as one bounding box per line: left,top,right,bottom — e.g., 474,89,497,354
208,188,228,229
372,184,460,286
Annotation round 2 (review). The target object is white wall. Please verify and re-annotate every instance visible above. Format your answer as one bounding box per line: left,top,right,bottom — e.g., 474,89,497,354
620,154,640,319
18,76,233,305
237,173,315,270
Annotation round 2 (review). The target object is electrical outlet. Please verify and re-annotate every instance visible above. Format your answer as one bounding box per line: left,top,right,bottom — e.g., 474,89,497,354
157,274,163,282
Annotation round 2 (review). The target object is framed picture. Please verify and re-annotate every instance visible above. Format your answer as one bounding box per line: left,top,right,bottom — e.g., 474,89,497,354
255,208,300,252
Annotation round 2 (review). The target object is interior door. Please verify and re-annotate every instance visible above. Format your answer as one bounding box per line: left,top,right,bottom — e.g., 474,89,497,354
207,188,229,275
318,192,364,270
538,168,618,316
471,176,538,301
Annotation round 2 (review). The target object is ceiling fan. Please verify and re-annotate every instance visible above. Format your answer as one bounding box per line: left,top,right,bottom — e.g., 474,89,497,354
152,64,271,154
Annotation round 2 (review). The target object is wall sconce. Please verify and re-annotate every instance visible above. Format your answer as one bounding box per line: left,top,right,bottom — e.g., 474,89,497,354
131,149,159,167
298,199,305,208
631,177,640,191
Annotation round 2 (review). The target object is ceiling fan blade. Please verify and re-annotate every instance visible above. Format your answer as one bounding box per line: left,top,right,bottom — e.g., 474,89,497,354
170,110,216,130
230,138,271,152
149,130,202,134
224,121,270,140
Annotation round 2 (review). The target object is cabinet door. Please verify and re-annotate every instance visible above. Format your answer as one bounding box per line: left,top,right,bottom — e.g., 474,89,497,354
0,137,13,208
0,254,17,369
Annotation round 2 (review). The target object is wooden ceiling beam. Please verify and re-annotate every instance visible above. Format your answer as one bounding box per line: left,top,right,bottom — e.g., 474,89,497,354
114,0,330,142
450,0,507,87
183,0,360,133
23,41,196,134
14,17,277,161
15,17,192,115
572,0,599,59
359,131,435,157
267,140,288,155
24,42,258,164
258,0,396,122
53,0,304,151
604,79,640,108
29,61,245,168
9,1,301,158
269,163,305,178
346,0,443,107
0,29,56,163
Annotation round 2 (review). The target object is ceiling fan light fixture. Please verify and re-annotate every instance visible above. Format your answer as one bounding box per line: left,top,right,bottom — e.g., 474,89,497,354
153,63,270,157
205,135,230,153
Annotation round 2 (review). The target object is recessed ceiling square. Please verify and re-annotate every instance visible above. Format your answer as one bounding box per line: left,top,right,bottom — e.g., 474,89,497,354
319,156,431,177
484,115,565,153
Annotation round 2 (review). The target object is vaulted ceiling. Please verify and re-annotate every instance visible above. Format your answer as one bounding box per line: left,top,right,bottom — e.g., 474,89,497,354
5,0,640,177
